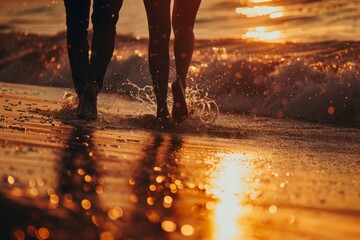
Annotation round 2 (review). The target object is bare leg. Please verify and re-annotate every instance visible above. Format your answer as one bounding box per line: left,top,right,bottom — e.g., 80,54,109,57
143,0,171,123
172,0,201,123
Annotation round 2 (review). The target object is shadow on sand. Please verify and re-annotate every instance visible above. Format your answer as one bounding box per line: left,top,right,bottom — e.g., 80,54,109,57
1,120,185,239
0,126,101,239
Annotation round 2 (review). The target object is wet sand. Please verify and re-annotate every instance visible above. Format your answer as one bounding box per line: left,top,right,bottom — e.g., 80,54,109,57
1,82,360,240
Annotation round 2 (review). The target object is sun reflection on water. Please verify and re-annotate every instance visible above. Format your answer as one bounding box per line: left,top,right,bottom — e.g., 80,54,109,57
244,26,281,41
235,2,284,42
248,0,272,3
209,153,254,240
236,6,284,18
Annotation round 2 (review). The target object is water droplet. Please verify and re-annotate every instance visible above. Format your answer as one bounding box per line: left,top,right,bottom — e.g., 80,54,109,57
38,227,50,239
78,169,85,175
30,188,39,196
149,184,156,191
146,211,160,223
130,194,138,203
164,196,173,204
95,186,104,195
108,207,123,220
128,178,135,185
100,232,114,240
156,176,164,183
181,224,194,236
161,220,177,232
328,106,335,115
50,194,59,206
84,175,92,182
81,199,91,210
147,197,155,206
269,205,277,214
7,175,15,184
205,201,215,210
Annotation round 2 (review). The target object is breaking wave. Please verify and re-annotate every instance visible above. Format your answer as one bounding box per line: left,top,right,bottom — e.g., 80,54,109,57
0,32,359,126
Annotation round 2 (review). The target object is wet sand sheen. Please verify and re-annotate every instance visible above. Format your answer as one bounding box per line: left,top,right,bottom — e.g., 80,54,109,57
1,83,360,240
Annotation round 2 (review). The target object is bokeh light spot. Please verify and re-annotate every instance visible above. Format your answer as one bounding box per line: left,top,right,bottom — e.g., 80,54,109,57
81,199,91,210
328,106,335,115
269,205,278,214
108,207,123,220
161,220,177,232
100,232,114,240
38,227,50,239
8,175,15,184
181,224,194,236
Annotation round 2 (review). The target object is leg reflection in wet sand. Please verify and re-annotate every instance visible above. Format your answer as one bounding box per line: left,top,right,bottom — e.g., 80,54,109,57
0,126,102,240
56,126,102,239
124,134,183,240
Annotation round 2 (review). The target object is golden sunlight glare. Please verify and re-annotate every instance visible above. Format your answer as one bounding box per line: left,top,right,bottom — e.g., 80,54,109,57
243,27,281,41
236,6,284,18
210,153,253,240
249,0,273,3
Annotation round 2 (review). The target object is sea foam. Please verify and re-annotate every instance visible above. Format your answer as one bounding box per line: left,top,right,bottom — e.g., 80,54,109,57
1,32,359,126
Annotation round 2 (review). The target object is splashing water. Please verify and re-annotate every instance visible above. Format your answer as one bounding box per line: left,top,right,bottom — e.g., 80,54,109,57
2,31,359,126
61,90,78,110
124,80,219,124
187,85,219,124
125,80,157,113
48,90,80,121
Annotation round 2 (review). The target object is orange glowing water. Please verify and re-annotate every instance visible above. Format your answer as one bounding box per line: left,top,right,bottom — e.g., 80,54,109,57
0,0,359,42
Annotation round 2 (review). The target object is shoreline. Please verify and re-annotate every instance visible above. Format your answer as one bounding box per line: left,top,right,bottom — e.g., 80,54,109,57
2,81,358,129
2,30,360,45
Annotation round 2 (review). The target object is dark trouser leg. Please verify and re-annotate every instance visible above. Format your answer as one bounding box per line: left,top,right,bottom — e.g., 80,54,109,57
143,0,171,120
90,0,123,92
64,0,90,96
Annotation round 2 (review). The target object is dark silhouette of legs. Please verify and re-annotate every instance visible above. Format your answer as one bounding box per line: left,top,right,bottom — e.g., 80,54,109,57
64,0,123,120
126,133,182,239
143,0,201,124
64,0,90,96
172,0,201,123
90,0,123,91
143,0,171,124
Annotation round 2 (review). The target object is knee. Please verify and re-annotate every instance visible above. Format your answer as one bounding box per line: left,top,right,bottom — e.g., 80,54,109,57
172,15,194,37
173,25,194,38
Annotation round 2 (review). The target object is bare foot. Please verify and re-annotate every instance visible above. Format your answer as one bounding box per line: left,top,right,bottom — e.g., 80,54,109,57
171,81,188,123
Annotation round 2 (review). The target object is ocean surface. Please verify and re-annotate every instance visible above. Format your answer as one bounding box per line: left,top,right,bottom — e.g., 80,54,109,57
0,0,359,127
0,0,360,42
